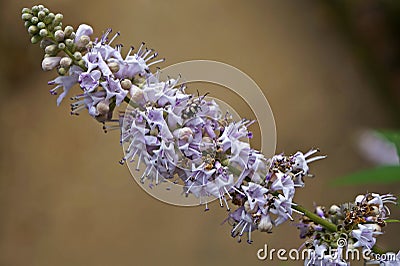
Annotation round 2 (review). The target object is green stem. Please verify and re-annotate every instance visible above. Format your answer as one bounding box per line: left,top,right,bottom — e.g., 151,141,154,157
292,205,337,232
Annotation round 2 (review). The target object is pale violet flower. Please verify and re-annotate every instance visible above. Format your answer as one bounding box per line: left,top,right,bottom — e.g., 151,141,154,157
242,182,268,210
351,224,382,250
48,65,82,106
78,70,101,92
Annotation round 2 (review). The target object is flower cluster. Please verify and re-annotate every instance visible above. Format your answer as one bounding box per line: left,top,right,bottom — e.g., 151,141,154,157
297,193,398,265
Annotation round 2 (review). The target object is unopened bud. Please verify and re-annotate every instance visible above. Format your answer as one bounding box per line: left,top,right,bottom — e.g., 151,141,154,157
60,57,72,68
58,42,65,50
54,30,64,41
43,13,54,24
45,44,57,55
32,6,39,13
64,26,74,37
107,61,120,73
65,39,74,48
28,25,38,35
41,56,61,71
54,13,63,23
40,39,52,49
43,8,49,14
258,215,273,233
22,13,33,21
30,16,39,25
21,8,31,14
38,11,46,20
96,101,110,116
39,29,48,37
58,67,67,76
54,26,62,32
37,21,45,29
31,35,41,44
73,52,82,60
37,5,44,10
120,79,132,90
76,35,90,48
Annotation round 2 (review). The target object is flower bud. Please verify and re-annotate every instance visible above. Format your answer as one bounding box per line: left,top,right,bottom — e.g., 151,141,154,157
54,13,63,23
31,35,41,44
28,25,38,35
31,5,39,13
39,29,48,37
60,57,72,68
37,21,45,29
120,79,132,90
73,52,82,60
45,44,57,55
64,26,74,37
258,215,273,233
43,8,49,14
58,42,65,50
54,26,62,32
54,30,64,42
41,56,61,71
37,5,44,10
38,11,46,20
75,35,90,49
43,13,54,24
21,8,31,14
107,61,120,73
65,38,74,47
329,204,340,215
58,67,67,75
30,16,39,25
22,13,33,21
96,101,110,116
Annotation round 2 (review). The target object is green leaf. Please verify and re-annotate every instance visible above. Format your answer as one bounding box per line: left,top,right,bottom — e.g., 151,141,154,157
376,130,400,157
331,165,400,186
385,219,400,223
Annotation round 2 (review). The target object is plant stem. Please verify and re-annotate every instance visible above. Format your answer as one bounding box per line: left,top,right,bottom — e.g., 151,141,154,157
292,204,337,232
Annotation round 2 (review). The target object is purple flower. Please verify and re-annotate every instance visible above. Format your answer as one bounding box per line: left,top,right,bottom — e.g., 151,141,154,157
270,194,293,226
351,224,382,249
100,77,128,106
270,172,295,200
242,182,268,210
78,70,101,92
48,65,82,105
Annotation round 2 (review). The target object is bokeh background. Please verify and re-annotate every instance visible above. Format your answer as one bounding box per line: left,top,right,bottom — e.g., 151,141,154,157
1,1,399,265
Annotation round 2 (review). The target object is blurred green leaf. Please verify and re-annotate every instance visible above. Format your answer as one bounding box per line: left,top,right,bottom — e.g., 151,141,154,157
376,130,400,157
385,219,400,223
332,166,400,186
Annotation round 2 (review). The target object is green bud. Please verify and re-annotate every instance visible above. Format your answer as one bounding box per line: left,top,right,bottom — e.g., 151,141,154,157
78,59,85,67
31,6,39,14
37,22,45,29
30,16,39,25
45,44,58,54
70,33,76,40
38,11,46,20
54,13,63,23
21,13,33,21
38,5,44,10
74,52,82,60
44,13,54,24
54,30,65,42
65,38,74,47
21,8,31,14
39,29,48,37
31,35,42,44
58,43,65,50
54,26,62,32
40,39,53,49
43,8,49,14
64,26,74,37
28,25,39,35
24,21,32,28
58,67,67,76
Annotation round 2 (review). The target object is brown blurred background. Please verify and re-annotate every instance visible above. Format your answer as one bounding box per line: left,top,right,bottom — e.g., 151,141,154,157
1,1,399,265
